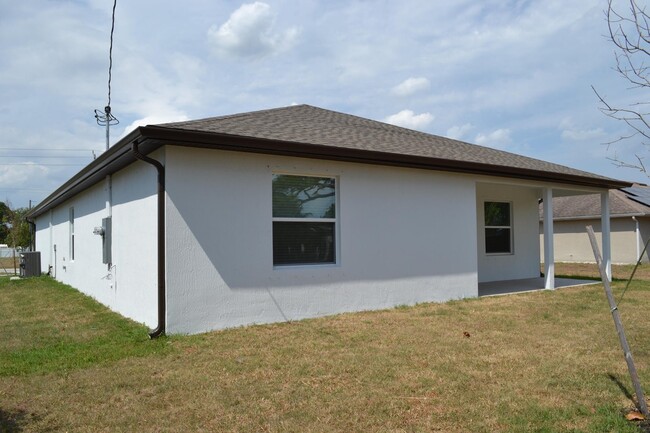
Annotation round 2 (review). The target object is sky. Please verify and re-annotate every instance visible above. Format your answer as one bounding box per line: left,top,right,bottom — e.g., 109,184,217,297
1,0,649,209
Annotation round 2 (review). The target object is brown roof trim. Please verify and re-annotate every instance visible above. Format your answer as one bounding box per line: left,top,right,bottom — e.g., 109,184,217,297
28,122,631,219
139,125,631,189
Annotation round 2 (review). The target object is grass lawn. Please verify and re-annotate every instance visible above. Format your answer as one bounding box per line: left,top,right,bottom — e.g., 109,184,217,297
1,268,650,432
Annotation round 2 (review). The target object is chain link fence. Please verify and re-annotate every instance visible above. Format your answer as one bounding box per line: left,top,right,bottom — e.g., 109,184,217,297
0,247,20,276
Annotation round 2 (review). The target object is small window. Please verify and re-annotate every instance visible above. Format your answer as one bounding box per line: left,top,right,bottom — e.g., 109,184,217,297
484,201,512,254
69,207,75,261
272,174,336,266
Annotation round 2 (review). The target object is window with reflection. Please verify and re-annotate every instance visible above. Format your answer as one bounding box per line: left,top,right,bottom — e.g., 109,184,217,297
272,174,336,265
484,201,512,254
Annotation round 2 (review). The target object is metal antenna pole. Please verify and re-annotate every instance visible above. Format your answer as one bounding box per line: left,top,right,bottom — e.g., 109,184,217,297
105,106,111,150
94,106,118,148
95,0,118,150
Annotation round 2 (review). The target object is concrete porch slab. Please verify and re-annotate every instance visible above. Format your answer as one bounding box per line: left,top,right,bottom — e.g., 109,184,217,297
478,277,598,297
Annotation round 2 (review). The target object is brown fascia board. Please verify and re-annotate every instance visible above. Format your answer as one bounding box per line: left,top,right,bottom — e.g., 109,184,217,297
27,128,144,219
139,126,631,189
28,125,631,219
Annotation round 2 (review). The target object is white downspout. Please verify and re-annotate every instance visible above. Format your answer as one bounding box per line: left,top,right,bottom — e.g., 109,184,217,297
48,209,53,269
633,216,641,261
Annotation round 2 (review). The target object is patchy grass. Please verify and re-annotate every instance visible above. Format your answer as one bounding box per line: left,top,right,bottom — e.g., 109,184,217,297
1,274,650,432
0,277,170,376
552,261,650,281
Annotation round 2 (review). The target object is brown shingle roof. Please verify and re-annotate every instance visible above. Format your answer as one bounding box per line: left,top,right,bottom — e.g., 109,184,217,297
28,104,631,219
160,104,621,183
541,188,650,220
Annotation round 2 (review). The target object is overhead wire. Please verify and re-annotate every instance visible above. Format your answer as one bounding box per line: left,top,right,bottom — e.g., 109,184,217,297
108,0,116,108
0,163,87,167
94,0,119,132
617,236,650,306
1,156,95,159
0,148,101,152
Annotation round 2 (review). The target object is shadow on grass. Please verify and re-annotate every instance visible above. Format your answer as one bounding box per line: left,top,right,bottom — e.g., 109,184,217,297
607,373,635,403
0,407,27,432
554,274,602,281
607,374,650,433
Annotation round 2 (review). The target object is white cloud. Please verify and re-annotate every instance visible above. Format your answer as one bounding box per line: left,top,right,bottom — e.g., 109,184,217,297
561,127,606,142
120,112,190,138
384,110,434,130
207,2,299,59
475,128,512,149
392,77,430,97
446,123,473,140
0,164,49,188
559,119,606,142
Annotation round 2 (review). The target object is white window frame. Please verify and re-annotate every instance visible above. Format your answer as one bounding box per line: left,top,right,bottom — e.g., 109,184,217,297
272,172,339,268
484,201,513,255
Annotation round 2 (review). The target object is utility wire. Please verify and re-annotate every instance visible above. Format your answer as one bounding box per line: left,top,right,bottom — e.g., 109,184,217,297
617,236,650,306
94,0,119,141
0,148,102,152
0,188,53,192
1,156,94,159
0,163,87,167
108,0,116,107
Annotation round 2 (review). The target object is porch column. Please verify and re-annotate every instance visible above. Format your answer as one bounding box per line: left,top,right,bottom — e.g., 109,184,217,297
601,191,612,282
543,188,554,289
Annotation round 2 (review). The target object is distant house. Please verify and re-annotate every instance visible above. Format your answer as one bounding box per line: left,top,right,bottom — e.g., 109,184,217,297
27,105,629,335
540,185,650,264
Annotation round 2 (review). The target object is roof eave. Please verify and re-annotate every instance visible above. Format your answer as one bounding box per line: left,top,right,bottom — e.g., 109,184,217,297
27,125,631,219
141,125,632,189
27,128,147,219
547,212,649,221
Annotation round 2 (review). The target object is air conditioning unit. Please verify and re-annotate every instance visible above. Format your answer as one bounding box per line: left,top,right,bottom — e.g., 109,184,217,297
19,251,41,278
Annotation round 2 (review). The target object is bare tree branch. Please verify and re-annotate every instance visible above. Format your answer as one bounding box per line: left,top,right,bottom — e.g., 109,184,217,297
593,1,650,174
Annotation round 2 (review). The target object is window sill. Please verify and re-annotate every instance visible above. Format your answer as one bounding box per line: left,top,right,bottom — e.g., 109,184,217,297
273,262,339,271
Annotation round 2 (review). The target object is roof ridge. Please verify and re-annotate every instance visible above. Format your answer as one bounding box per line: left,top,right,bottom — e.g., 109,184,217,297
159,104,313,127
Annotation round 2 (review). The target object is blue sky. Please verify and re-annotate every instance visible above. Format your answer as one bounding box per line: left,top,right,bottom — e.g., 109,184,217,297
0,0,648,208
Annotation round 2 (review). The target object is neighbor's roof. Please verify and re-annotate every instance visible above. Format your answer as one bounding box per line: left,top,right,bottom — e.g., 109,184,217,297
28,104,631,218
542,185,650,220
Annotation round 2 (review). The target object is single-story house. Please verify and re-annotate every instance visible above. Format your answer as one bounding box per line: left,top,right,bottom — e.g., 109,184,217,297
27,105,630,335
540,184,650,264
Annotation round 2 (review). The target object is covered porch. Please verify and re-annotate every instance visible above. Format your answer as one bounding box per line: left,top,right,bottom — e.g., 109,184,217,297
476,179,613,290
478,277,598,297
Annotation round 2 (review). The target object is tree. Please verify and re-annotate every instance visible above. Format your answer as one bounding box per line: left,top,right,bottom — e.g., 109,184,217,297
594,0,650,173
0,202,30,248
8,207,31,248
0,202,10,244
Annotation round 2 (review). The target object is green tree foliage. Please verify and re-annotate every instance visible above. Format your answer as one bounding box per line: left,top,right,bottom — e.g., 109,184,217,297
0,202,10,244
9,207,31,248
0,203,31,247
